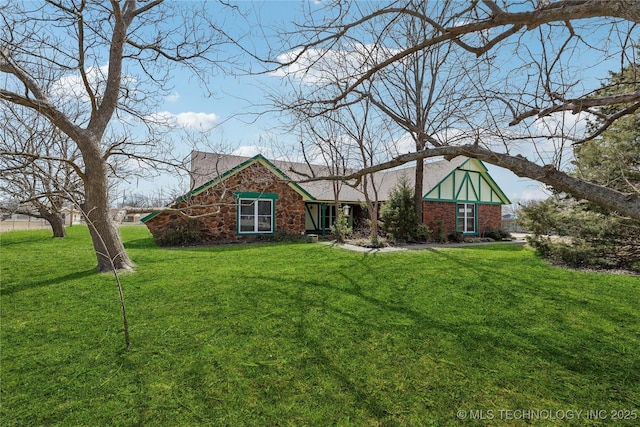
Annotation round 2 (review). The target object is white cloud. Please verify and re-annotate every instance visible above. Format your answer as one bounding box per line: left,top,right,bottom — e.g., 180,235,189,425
532,110,590,138
145,111,219,131
49,64,136,104
270,48,339,85
386,133,415,156
231,145,274,158
519,186,551,201
166,92,180,102
49,64,107,102
173,112,219,130
272,44,400,86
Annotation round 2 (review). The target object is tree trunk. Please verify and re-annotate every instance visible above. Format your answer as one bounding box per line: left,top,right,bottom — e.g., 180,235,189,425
369,202,379,242
84,204,134,272
414,159,423,221
44,211,66,238
21,207,66,238
82,143,134,273
362,191,378,242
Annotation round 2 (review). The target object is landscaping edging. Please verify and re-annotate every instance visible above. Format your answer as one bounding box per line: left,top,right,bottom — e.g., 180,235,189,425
322,236,528,253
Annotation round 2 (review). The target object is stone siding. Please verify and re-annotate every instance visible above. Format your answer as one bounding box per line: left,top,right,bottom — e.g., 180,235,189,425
145,162,306,244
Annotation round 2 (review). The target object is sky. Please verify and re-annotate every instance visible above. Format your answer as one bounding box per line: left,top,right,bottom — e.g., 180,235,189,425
115,0,631,206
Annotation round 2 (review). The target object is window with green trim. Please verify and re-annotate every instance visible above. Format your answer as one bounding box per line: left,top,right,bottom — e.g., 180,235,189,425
456,203,476,234
322,204,337,229
238,198,274,234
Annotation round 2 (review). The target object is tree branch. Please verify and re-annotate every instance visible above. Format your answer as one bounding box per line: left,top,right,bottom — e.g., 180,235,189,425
297,145,640,220
509,91,640,126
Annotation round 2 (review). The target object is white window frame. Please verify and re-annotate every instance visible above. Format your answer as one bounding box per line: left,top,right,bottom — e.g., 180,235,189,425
456,203,476,234
238,198,274,234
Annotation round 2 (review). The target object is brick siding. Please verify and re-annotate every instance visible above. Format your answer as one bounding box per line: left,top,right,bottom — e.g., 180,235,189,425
477,204,502,234
145,162,306,243
422,201,503,236
422,201,457,235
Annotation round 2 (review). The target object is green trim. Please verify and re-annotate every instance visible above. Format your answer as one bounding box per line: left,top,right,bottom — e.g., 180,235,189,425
320,203,327,237
426,198,505,205
454,171,463,200
141,211,160,223
312,199,361,204
252,155,316,201
468,173,479,200
423,159,510,205
182,154,314,202
234,192,279,200
178,156,258,203
305,203,319,231
479,162,512,204
452,170,456,200
141,154,315,223
454,172,479,201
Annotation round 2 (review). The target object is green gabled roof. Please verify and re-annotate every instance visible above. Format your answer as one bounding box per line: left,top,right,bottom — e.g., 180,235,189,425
141,154,315,223
141,212,159,223
423,158,511,205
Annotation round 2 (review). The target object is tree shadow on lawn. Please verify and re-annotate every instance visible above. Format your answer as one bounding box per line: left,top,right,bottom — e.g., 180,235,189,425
146,240,309,254
238,253,639,405
123,238,291,268
232,274,405,420
413,248,639,362
449,242,527,251
123,238,158,250
1,268,97,296
235,271,529,420
0,236,47,248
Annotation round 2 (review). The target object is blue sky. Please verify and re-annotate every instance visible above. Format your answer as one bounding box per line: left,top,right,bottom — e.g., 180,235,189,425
124,0,631,205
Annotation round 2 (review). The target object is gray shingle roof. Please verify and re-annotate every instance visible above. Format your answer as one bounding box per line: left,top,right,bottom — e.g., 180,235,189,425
190,151,469,203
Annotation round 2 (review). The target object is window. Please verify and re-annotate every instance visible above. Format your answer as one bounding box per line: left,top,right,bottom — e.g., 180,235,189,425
238,197,275,234
456,203,476,234
322,204,337,229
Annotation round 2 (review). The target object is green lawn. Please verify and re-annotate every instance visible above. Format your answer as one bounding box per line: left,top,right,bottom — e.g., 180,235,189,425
1,226,639,426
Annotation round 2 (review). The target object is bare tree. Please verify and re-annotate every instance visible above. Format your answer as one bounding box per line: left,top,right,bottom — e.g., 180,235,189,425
358,1,478,220
0,103,83,238
0,1,235,271
336,96,390,243
310,94,392,242
291,107,353,237
268,0,640,220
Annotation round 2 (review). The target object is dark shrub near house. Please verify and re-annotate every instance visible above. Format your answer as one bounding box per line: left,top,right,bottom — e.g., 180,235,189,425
380,176,419,241
153,218,206,247
483,228,512,241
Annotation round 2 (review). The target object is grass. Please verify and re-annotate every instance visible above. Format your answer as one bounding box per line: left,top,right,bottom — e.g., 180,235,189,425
1,226,639,426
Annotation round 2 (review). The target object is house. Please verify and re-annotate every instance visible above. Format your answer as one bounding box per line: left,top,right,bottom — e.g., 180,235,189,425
60,206,85,226
109,208,149,225
142,151,510,244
